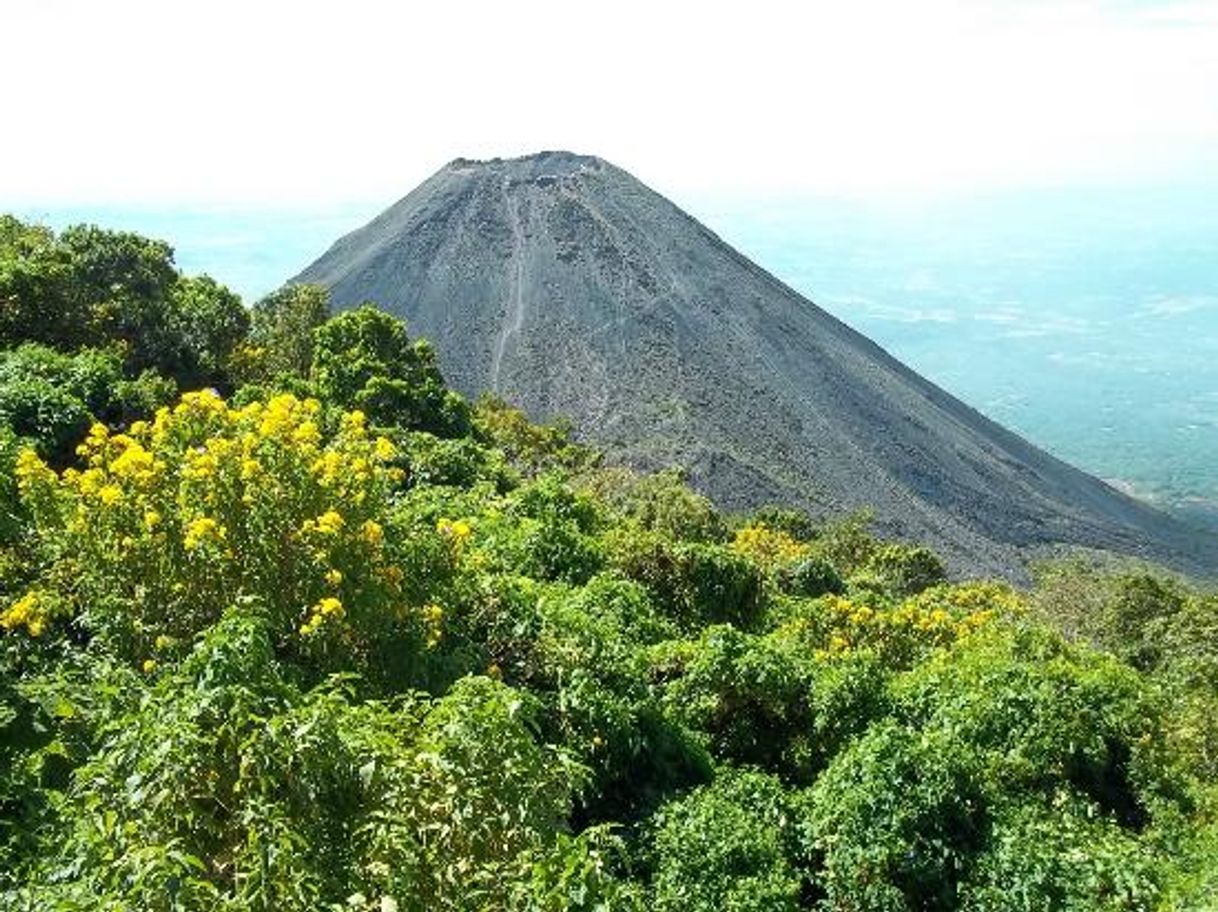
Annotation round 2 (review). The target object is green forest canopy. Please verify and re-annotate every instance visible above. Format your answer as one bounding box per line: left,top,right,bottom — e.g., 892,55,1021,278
1,215,1216,910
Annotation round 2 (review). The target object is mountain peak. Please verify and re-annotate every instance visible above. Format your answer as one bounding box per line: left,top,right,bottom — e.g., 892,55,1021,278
293,155,1218,580
445,150,606,181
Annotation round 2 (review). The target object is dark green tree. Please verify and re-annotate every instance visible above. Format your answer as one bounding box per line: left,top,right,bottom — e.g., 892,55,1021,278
310,304,469,435
248,283,331,379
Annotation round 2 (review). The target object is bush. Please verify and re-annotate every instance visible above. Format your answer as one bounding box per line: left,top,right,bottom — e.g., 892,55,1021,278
649,768,809,912
806,723,987,911
7,391,434,688
893,625,1171,828
580,467,725,542
608,529,764,630
13,610,588,911
747,505,819,542
0,376,90,466
652,626,815,779
0,345,177,464
959,794,1160,911
862,542,948,598
778,555,845,598
311,305,470,437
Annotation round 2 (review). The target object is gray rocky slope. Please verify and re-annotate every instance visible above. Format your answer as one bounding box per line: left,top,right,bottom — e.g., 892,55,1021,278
294,151,1216,579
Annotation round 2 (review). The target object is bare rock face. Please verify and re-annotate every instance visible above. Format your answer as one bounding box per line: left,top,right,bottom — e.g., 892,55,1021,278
295,151,1216,579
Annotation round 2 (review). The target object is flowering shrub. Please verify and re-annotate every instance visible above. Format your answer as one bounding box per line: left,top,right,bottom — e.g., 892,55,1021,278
8,390,426,674
731,521,808,571
774,582,1007,669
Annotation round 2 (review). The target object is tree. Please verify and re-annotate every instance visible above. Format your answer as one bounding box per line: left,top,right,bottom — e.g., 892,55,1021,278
248,283,331,379
311,304,469,435
170,274,250,388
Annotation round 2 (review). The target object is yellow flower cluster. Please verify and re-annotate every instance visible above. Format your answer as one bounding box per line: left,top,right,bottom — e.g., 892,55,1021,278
14,390,408,648
14,448,57,489
0,590,51,637
184,516,227,552
360,520,385,548
904,580,1024,618
436,517,473,552
302,510,345,536
787,589,999,664
421,603,444,648
732,523,808,570
301,596,346,636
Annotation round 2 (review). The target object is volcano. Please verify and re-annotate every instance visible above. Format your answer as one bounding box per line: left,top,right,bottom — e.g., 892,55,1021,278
294,151,1214,579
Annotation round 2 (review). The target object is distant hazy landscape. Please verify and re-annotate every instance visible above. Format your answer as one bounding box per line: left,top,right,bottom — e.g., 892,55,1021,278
22,182,1218,522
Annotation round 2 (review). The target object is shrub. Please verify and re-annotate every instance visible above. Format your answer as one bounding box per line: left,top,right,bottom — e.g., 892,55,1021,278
806,723,987,911
7,391,434,687
774,587,998,670
747,505,819,542
608,529,764,630
778,555,845,598
652,626,815,779
0,376,90,466
893,625,1171,828
862,542,948,598
580,466,725,542
731,522,808,571
959,794,1160,911
311,305,470,437
649,768,809,912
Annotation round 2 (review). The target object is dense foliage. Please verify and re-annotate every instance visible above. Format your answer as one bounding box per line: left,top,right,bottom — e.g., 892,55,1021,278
0,216,1216,910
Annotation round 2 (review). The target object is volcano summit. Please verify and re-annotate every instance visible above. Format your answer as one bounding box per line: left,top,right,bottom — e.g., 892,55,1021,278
294,151,1214,578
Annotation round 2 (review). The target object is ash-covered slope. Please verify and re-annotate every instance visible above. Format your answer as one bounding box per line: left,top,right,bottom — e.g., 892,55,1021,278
295,151,1215,578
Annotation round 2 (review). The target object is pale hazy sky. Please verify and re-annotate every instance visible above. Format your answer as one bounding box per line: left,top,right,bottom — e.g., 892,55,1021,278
3,0,1217,206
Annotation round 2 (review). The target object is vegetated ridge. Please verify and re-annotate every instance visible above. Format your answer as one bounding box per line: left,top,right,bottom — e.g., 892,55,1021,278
295,151,1216,579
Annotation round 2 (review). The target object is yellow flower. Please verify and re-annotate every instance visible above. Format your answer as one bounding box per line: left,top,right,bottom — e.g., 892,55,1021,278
360,520,384,548
183,516,226,551
109,442,156,483
341,409,367,435
292,420,321,447
145,510,162,530
315,510,344,535
258,394,300,438
1,590,50,636
437,517,473,544
98,484,123,507
300,597,345,636
175,388,226,418
325,568,344,586
154,634,173,650
731,523,807,569
317,597,344,617
183,449,218,480
142,658,157,673
374,436,396,461
14,449,56,489
422,603,444,648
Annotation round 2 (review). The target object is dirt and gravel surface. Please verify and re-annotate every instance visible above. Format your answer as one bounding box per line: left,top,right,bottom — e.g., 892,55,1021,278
295,151,1218,581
